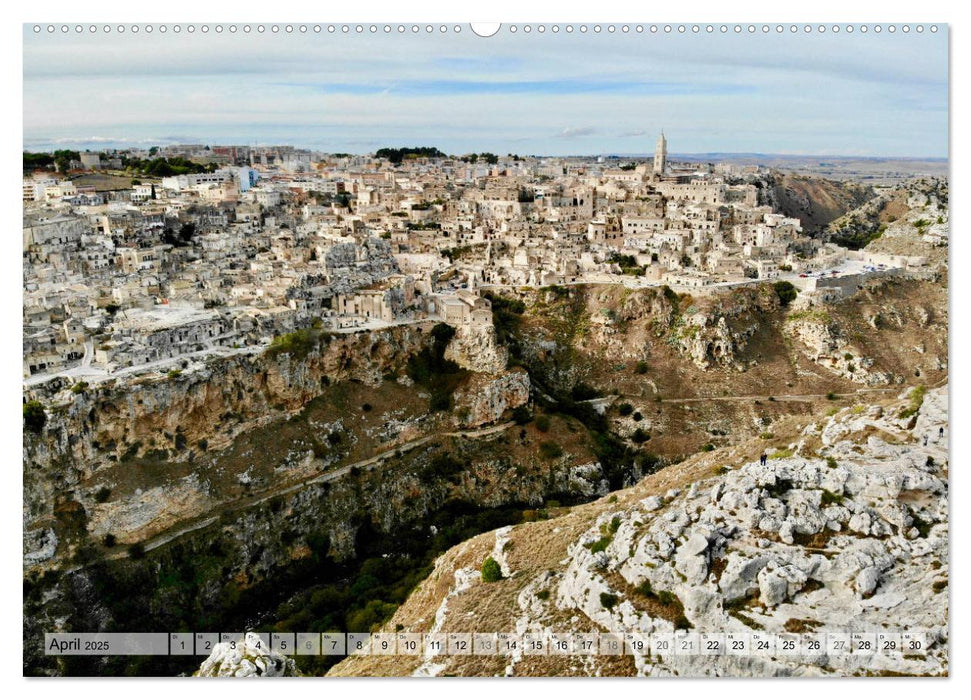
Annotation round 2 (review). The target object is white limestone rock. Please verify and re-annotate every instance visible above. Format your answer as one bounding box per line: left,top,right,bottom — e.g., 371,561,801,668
196,632,300,677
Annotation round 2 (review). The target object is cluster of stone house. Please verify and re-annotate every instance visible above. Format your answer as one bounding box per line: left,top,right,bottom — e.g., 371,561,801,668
23,134,922,380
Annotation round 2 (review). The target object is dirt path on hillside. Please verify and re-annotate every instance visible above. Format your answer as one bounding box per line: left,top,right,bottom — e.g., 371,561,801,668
93,420,517,563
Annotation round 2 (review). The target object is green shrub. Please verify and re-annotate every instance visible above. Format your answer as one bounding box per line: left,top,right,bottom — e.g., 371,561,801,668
820,490,844,506
534,414,551,432
618,402,634,417
94,486,111,503
635,361,649,374
127,542,146,560
23,400,46,434
607,516,622,534
71,381,89,395
826,456,838,469
511,405,532,425
481,556,503,583
632,411,643,422
571,383,600,401
600,592,619,609
587,536,612,553
266,327,326,360
102,534,116,548
638,452,662,474
631,428,650,444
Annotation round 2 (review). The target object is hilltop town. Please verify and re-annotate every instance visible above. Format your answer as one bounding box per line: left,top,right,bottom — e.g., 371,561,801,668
22,135,940,384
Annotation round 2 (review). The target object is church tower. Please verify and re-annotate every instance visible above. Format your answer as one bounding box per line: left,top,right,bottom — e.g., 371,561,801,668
653,131,667,174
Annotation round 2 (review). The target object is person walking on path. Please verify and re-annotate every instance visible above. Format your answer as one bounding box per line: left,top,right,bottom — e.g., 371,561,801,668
760,453,767,466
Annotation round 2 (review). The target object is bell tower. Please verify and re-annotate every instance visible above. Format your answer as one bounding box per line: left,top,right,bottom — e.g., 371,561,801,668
653,130,667,174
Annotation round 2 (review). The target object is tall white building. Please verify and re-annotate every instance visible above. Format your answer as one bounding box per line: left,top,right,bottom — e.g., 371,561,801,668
653,131,668,174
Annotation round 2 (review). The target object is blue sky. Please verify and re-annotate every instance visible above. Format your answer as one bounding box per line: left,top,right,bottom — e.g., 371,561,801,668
22,26,948,157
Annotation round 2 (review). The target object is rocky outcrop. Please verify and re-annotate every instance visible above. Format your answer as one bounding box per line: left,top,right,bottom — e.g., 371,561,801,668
829,177,948,264
444,322,508,375
785,312,890,385
674,313,748,370
25,324,433,470
196,632,300,677
452,369,530,427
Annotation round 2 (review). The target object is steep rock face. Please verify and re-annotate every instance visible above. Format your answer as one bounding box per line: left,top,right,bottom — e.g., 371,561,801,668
330,387,948,678
520,284,782,394
444,322,508,375
453,369,530,427
22,325,435,551
865,181,949,263
785,314,890,385
674,313,751,370
25,324,432,472
196,632,300,677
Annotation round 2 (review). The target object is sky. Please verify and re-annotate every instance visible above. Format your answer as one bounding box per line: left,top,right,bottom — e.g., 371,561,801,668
22,25,949,158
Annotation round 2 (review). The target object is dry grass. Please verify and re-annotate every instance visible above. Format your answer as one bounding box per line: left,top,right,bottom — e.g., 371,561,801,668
784,618,823,633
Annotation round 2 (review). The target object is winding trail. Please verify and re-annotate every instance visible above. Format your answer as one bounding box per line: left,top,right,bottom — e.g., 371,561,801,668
100,420,516,562
612,381,947,405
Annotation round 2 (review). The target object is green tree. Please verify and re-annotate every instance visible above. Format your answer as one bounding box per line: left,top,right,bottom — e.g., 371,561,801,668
23,400,46,434
773,280,798,307
481,556,503,582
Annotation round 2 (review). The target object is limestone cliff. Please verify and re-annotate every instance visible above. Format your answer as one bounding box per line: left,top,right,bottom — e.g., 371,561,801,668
453,369,530,428
22,320,535,570
444,322,508,375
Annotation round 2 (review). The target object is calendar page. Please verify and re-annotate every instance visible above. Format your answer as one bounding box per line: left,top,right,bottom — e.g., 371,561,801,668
21,16,949,680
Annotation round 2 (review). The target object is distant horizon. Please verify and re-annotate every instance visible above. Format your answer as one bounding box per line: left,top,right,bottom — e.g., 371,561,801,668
20,141,949,163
